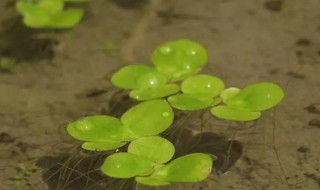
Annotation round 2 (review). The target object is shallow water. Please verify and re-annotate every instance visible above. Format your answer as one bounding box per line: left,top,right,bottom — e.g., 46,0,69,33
1,0,320,189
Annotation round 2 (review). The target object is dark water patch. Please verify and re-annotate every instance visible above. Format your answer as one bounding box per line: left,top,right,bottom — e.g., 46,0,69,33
36,151,135,190
264,0,283,12
287,71,305,79
0,132,15,143
163,123,243,175
296,38,311,46
304,103,320,114
106,89,138,117
111,0,148,9
308,119,320,128
0,17,59,61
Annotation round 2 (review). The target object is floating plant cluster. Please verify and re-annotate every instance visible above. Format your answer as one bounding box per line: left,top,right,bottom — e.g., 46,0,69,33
66,39,285,186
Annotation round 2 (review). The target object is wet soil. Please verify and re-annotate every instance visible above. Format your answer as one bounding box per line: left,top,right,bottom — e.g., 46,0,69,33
1,0,320,189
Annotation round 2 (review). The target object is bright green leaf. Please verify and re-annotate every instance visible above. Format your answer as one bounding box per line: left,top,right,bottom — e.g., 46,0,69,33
151,39,208,81
81,141,126,151
220,87,240,103
153,153,212,182
128,136,175,164
168,94,215,111
39,0,64,15
129,84,180,101
135,175,170,186
136,72,168,89
181,74,224,97
67,115,125,142
210,105,261,121
111,65,155,89
47,9,84,28
101,153,154,178
121,100,174,138
227,82,284,111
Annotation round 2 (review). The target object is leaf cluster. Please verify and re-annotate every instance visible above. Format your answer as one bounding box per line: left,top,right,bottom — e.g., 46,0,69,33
66,39,285,187
15,0,88,28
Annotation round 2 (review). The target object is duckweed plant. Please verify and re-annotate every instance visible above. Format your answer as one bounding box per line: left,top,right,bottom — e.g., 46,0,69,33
66,39,285,186
15,0,88,28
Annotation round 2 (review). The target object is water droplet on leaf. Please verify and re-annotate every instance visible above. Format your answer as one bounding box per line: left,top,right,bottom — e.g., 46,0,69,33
162,112,170,117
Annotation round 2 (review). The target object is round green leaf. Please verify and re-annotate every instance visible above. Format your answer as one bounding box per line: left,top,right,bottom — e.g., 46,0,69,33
168,94,215,111
48,9,84,28
153,153,212,182
135,176,169,186
151,39,208,81
129,84,180,101
210,105,261,121
39,0,64,15
136,72,168,89
181,74,225,97
220,87,240,103
81,141,126,151
101,153,154,178
121,100,174,138
111,65,155,89
227,82,284,111
67,115,125,142
128,136,175,164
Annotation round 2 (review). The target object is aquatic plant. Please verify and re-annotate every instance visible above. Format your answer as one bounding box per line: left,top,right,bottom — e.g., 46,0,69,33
15,0,88,28
67,99,173,151
101,136,212,186
66,39,285,187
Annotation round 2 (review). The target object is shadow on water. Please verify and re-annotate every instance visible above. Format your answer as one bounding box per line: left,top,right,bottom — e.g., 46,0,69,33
36,129,242,189
0,16,57,61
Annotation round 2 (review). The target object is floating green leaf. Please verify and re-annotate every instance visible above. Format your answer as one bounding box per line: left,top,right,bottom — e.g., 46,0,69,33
111,65,155,89
129,84,180,101
67,115,125,142
128,136,175,164
181,74,225,97
226,82,285,111
151,39,208,81
47,9,83,28
220,87,240,103
168,94,215,111
81,141,126,151
121,100,174,138
152,153,212,182
210,105,261,121
136,72,168,89
101,153,154,178
15,0,84,28
135,175,169,186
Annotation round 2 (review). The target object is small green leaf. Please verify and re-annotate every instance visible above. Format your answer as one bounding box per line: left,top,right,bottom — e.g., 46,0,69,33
135,175,170,186
121,100,174,138
210,105,261,121
136,72,168,89
128,136,175,164
47,9,84,28
168,94,215,111
101,153,154,178
227,82,284,111
181,74,225,97
81,141,126,151
39,0,64,15
220,87,240,103
152,39,208,81
111,65,155,89
153,153,212,182
67,115,125,142
16,2,51,27
129,84,180,101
